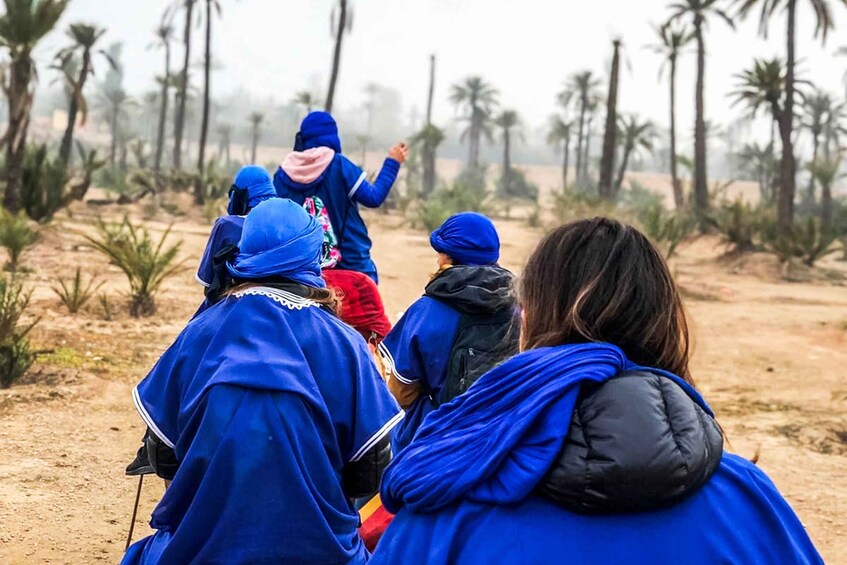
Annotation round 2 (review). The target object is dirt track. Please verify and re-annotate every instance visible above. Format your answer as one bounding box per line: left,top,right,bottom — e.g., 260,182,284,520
0,201,845,563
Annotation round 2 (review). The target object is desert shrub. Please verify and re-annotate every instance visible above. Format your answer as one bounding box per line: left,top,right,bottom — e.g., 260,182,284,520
551,190,617,224
0,275,39,388
415,181,489,231
98,293,115,321
618,180,664,215
763,216,838,266
84,216,186,317
0,209,39,271
52,268,103,314
638,204,695,259
94,166,131,195
497,169,538,201
716,199,760,253
455,166,488,195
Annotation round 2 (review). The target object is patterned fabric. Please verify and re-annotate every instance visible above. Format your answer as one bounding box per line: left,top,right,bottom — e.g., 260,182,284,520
303,195,342,269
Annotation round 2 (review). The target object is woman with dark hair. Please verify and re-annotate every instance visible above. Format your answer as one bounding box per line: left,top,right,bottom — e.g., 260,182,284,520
371,217,821,564
122,199,402,565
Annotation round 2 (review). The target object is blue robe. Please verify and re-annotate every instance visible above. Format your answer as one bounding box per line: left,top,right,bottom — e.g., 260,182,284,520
123,286,403,565
372,343,821,565
379,297,460,453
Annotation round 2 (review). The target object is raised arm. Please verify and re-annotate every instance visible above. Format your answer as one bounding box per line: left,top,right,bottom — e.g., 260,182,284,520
346,143,409,208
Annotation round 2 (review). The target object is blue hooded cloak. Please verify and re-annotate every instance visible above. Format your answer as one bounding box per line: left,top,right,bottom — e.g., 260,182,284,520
123,200,403,565
371,343,821,564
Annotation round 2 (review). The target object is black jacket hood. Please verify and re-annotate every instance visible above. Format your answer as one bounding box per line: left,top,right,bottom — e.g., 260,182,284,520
424,265,516,316
537,371,723,514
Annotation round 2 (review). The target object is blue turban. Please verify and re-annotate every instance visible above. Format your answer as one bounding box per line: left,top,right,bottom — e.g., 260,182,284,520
228,165,277,215
227,199,326,288
295,111,342,154
430,212,500,266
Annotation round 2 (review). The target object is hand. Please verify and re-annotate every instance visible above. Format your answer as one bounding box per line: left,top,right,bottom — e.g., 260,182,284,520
389,142,409,164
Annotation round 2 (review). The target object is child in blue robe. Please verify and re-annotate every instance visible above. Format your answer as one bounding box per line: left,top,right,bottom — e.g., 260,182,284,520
371,218,821,564
379,212,518,454
274,111,408,283
122,199,403,565
194,165,276,312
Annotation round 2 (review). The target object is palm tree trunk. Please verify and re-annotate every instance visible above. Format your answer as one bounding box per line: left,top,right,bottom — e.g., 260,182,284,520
109,103,119,168
669,54,683,209
3,57,34,213
562,133,570,191
777,0,798,234
173,0,194,170
583,118,594,184
59,52,92,166
469,113,481,169
325,0,347,113
195,0,213,206
426,54,436,125
154,44,171,185
599,40,621,199
575,101,586,186
821,179,833,230
422,140,436,197
501,128,511,197
806,132,819,203
251,125,259,164
615,143,632,193
693,17,709,213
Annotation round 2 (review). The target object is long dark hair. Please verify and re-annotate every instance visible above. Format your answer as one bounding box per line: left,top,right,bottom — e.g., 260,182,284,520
520,217,691,382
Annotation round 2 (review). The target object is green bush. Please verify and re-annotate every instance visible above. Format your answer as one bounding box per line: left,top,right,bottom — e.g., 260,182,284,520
84,216,186,317
0,209,39,272
497,169,538,201
763,216,838,267
716,199,760,253
551,190,617,225
52,268,103,314
618,180,664,215
415,181,489,232
638,204,695,259
0,275,39,389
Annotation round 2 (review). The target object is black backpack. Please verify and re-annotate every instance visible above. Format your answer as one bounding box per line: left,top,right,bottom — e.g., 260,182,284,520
436,307,520,407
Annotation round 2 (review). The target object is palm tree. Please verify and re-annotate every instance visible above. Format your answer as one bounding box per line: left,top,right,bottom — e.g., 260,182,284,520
668,0,735,215
737,141,777,202
54,23,109,166
0,0,69,212
152,25,173,183
450,76,499,170
493,109,521,197
822,99,847,158
599,39,622,199
582,94,602,183
195,0,221,205
806,155,842,229
325,0,352,112
249,112,263,163
99,86,130,168
801,89,835,201
216,123,231,165
293,90,315,116
559,70,601,188
615,114,657,194
413,124,444,198
649,22,694,209
734,0,847,234
546,115,573,191
173,0,197,169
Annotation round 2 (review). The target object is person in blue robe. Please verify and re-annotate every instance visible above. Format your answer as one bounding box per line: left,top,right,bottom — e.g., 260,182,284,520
371,217,821,565
379,212,518,454
273,111,408,283
122,199,403,565
194,165,277,314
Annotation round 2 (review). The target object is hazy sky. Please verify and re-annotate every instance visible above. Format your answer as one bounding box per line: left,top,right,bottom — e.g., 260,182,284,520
34,0,847,143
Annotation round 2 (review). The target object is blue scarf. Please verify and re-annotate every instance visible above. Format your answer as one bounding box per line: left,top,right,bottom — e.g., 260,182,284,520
381,343,707,514
226,199,326,288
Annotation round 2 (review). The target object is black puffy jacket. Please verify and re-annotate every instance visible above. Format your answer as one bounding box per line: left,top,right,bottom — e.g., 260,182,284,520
537,371,724,514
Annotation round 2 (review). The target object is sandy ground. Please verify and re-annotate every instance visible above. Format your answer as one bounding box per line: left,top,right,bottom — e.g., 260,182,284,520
0,197,846,564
